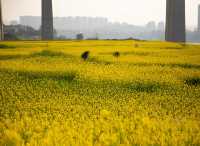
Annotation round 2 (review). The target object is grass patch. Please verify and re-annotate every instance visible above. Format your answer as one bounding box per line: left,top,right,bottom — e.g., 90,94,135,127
184,77,200,86
0,69,77,83
122,51,154,56
121,81,164,93
20,71,77,83
31,50,71,57
87,57,112,65
0,55,28,60
0,50,76,61
164,47,183,49
0,50,75,60
75,79,169,95
0,44,16,49
168,63,200,69
128,62,200,70
99,51,154,56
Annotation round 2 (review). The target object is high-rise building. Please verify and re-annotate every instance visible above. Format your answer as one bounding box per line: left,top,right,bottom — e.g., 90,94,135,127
0,0,4,40
10,20,18,25
198,5,200,32
157,22,165,31
41,0,54,40
165,0,186,42
146,21,156,31
20,16,41,29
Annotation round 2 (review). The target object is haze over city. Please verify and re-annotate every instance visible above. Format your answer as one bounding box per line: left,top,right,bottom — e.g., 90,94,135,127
2,0,200,30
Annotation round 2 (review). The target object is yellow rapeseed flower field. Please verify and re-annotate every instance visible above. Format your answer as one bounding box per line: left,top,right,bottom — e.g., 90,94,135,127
0,40,200,146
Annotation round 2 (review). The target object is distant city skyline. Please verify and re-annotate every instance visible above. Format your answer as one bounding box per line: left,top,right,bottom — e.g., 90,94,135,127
7,16,166,40
2,0,200,30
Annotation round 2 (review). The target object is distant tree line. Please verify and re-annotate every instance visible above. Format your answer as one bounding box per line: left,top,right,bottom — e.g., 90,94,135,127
3,24,200,42
4,25,40,40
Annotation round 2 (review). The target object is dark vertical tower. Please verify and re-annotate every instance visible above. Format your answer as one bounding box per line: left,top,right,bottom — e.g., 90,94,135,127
165,0,186,42
198,5,200,32
42,0,53,40
0,0,4,41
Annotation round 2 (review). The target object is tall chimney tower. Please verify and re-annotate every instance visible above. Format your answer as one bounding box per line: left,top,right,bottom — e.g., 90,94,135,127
198,5,200,32
0,0,4,41
165,0,186,42
41,0,53,40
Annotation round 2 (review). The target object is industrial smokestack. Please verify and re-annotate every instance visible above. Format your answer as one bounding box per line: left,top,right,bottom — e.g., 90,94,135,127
198,5,200,32
41,0,54,40
0,0,4,41
165,0,186,42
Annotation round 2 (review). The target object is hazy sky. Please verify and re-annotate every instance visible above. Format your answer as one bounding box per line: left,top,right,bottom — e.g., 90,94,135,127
2,0,200,29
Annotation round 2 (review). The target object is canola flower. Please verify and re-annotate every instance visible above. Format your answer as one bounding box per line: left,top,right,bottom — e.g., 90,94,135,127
0,40,200,146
